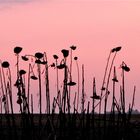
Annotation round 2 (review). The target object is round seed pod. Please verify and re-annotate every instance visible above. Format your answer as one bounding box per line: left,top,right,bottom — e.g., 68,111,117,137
1,61,10,68
19,70,26,75
61,49,69,58
53,55,59,59
14,46,22,54
35,52,44,59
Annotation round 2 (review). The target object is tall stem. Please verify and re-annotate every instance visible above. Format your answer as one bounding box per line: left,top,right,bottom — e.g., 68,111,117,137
112,66,116,127
81,65,85,113
0,68,7,113
27,64,31,110
38,63,42,115
31,94,33,114
44,52,50,114
76,60,80,112
99,51,111,114
1,67,9,113
68,49,72,113
62,58,68,114
8,68,14,114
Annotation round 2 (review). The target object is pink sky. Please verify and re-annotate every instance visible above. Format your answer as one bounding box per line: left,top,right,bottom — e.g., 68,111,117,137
0,0,140,113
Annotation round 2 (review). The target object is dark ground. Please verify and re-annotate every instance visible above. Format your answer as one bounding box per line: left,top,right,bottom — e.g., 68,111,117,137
0,114,140,140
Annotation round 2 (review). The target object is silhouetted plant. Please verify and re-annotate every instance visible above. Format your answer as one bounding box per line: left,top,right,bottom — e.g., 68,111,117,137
68,45,77,113
74,56,80,112
53,54,62,112
0,46,137,140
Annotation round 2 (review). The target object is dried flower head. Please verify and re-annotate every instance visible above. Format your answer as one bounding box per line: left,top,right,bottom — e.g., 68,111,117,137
35,52,44,59
1,61,10,68
122,65,130,72
112,78,119,82
50,63,55,67
90,95,101,100
14,46,22,54
53,55,59,59
41,61,47,65
74,57,78,60
57,64,65,69
70,45,77,50
35,59,41,64
67,81,76,86
21,56,29,61
19,70,26,75
111,46,122,53
61,49,69,58
31,75,38,80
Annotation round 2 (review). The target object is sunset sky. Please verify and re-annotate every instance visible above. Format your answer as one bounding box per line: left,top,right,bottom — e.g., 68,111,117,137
0,0,140,113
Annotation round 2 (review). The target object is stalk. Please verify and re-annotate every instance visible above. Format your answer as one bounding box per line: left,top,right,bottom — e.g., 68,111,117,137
27,64,31,110
44,52,50,114
75,59,80,113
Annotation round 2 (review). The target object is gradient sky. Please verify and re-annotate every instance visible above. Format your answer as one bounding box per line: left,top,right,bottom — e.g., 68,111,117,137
0,0,140,113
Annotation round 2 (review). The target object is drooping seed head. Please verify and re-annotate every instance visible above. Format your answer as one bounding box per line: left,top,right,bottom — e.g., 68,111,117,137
50,63,55,67
31,75,38,80
111,46,122,53
70,45,77,50
14,46,23,54
35,59,42,64
19,69,26,75
21,56,29,61
41,61,47,65
57,64,65,69
121,65,130,72
74,57,78,60
115,46,122,52
53,55,59,59
112,78,119,82
35,52,44,59
61,49,69,58
1,61,10,68
90,95,101,100
67,81,76,86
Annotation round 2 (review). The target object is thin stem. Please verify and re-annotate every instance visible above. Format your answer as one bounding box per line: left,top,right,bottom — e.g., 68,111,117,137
81,64,85,113
31,94,33,114
0,68,7,113
76,60,80,112
27,64,31,109
8,68,14,114
1,67,9,113
38,63,42,114
44,52,50,114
